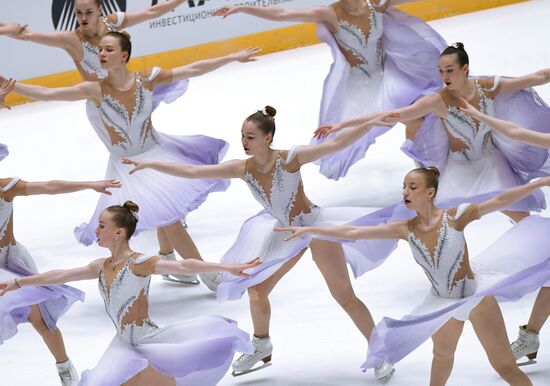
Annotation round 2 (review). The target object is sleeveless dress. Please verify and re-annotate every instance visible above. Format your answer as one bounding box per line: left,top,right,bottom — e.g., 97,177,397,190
313,0,447,179
216,147,398,301
79,253,252,386
0,177,84,344
74,69,230,245
403,76,550,211
362,204,550,370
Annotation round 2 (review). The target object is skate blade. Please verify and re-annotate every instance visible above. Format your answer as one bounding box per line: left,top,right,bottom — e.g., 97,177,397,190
377,368,395,384
232,362,272,377
517,359,537,367
162,276,200,285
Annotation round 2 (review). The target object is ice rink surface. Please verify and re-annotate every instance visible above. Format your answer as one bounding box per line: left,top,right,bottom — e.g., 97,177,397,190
1,1,550,385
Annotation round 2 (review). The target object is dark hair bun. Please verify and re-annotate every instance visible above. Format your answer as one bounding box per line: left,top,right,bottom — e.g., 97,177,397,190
123,200,139,213
426,166,440,179
120,31,131,40
264,105,276,118
452,42,464,50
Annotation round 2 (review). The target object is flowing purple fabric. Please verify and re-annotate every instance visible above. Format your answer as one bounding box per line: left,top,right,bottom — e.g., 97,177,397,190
152,79,189,111
312,7,447,180
362,215,550,370
79,315,253,386
0,244,84,344
74,133,229,245
0,143,8,161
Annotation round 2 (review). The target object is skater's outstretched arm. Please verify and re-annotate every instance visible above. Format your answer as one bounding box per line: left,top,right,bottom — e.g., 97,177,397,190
476,177,550,217
314,93,444,138
0,258,105,295
0,78,15,109
122,158,246,180
213,5,336,27
1,178,121,201
154,257,260,277
275,220,408,241
459,98,550,148
7,77,100,103
499,68,550,94
123,0,186,27
298,112,396,164
162,48,261,84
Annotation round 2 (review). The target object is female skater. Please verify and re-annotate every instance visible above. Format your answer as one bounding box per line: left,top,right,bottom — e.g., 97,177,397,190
0,141,121,385
319,43,550,222
278,167,550,386
460,100,550,366
214,0,447,179
0,201,259,386
122,106,398,381
1,0,187,81
5,32,260,289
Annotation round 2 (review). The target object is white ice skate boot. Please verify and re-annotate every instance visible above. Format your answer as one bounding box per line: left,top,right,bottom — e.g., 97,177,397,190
199,272,223,292
374,361,395,384
159,251,199,285
232,335,273,376
511,325,540,366
56,359,79,386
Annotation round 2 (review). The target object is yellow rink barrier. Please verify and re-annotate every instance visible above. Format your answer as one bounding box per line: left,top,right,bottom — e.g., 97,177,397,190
5,0,527,106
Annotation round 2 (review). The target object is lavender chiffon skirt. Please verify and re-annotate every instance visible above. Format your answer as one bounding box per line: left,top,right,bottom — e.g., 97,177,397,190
312,8,447,180
217,206,398,302
362,215,550,370
0,243,84,343
79,316,253,386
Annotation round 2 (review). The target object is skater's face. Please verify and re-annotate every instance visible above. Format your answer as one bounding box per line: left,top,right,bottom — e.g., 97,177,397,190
241,120,272,155
98,36,128,70
74,0,101,30
439,55,468,90
95,211,126,247
403,172,436,209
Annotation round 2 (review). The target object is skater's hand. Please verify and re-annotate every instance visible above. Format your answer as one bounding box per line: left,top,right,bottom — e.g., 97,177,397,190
314,123,343,139
122,158,150,174
0,78,15,110
275,226,309,241
226,258,261,277
230,47,261,63
91,179,122,195
1,23,27,39
0,279,18,296
458,97,481,118
213,6,241,18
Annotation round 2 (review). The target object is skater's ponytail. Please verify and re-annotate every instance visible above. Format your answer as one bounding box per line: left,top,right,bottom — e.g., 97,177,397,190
440,42,469,68
410,166,440,197
104,31,132,63
246,105,277,144
105,200,139,239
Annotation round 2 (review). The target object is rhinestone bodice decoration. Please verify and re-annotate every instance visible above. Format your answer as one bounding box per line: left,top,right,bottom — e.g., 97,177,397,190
407,209,477,299
98,255,159,344
443,82,497,162
333,1,384,77
95,72,159,157
78,17,119,79
243,150,316,226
